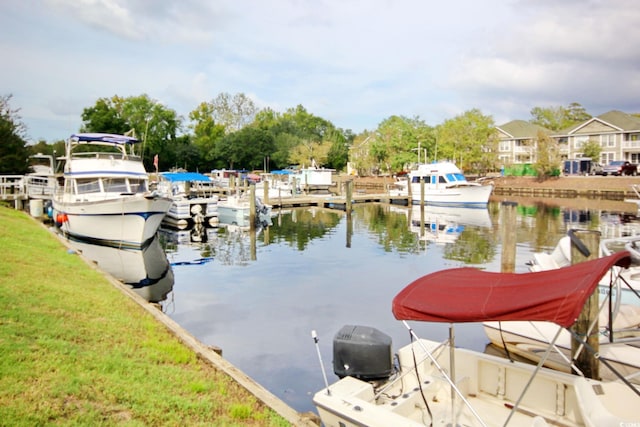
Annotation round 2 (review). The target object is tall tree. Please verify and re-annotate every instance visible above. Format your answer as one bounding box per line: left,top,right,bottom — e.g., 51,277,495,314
208,92,257,133
213,127,274,171
188,102,226,171
534,130,561,178
435,109,496,174
81,95,182,170
530,102,592,131
0,94,30,174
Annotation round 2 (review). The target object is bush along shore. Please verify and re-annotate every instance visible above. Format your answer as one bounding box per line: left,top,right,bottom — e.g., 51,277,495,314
0,206,314,426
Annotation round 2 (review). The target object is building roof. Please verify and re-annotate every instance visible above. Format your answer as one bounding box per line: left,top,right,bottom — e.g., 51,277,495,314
497,120,552,139
563,110,640,135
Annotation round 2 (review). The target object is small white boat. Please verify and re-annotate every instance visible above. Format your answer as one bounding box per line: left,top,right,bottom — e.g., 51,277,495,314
293,163,335,193
255,173,300,200
156,172,219,229
52,133,172,249
490,232,640,383
217,190,272,227
313,252,640,427
390,161,493,207
25,153,58,200
529,234,640,304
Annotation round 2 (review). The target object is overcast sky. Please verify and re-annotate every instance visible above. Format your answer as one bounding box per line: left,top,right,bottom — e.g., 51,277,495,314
2,0,639,142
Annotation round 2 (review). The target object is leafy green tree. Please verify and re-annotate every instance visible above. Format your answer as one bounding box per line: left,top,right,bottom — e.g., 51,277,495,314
530,102,592,131
253,108,297,169
533,130,560,178
80,97,128,134
365,115,433,175
581,139,602,162
281,105,334,167
188,102,226,171
213,127,274,170
436,109,496,174
0,94,30,174
208,92,257,133
81,95,182,171
566,102,591,124
326,127,352,171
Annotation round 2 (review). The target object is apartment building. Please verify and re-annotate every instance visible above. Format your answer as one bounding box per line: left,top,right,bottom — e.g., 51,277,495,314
497,110,640,166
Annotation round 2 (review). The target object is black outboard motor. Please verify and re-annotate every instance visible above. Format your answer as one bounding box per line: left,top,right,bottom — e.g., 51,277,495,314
332,325,393,381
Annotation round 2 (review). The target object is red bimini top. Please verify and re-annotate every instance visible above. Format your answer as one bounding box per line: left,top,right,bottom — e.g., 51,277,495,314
392,251,630,328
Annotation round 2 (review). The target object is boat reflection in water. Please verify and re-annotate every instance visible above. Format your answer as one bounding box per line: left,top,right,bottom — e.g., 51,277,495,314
66,235,174,306
403,204,492,244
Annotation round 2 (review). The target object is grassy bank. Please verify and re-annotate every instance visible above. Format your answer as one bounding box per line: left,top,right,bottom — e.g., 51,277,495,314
0,206,289,426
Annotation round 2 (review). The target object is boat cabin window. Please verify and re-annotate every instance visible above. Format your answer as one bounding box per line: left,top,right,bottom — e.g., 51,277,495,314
103,178,128,193
412,176,430,184
129,179,147,193
446,173,466,183
76,178,101,194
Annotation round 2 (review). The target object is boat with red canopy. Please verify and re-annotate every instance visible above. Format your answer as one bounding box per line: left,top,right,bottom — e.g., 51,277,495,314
313,251,640,426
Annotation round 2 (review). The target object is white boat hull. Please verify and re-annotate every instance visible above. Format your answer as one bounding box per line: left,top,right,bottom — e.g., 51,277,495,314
217,204,250,226
164,196,219,228
54,195,172,248
408,182,494,206
484,319,640,383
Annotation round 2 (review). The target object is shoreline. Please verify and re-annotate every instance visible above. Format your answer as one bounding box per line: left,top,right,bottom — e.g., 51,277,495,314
1,207,318,426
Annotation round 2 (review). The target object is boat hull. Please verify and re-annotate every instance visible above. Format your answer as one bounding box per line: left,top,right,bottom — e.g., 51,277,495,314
408,183,493,206
54,195,172,249
484,320,640,383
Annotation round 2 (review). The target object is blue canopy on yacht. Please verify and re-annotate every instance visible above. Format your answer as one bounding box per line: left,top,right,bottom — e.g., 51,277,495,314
70,133,139,144
160,172,212,182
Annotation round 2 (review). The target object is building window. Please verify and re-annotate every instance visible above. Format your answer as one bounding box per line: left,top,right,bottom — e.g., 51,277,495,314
574,136,588,149
601,134,615,147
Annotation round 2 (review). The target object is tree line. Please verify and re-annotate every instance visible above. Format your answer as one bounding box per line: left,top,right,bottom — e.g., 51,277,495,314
0,93,596,177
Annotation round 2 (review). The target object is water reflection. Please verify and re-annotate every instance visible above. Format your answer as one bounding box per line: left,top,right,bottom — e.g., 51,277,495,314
67,236,174,305
89,199,640,415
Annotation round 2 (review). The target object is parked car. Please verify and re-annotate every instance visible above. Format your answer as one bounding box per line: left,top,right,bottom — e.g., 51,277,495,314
602,160,638,176
590,162,604,175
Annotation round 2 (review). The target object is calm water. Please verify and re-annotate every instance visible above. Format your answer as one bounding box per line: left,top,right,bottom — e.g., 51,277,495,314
65,199,640,415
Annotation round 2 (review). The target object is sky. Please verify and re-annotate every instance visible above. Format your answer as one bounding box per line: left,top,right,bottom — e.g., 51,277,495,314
2,0,639,143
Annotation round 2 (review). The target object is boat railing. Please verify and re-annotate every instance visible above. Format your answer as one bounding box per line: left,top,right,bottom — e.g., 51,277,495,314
69,151,141,162
0,175,26,200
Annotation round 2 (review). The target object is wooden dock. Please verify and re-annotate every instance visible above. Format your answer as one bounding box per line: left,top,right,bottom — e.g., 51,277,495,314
264,193,409,210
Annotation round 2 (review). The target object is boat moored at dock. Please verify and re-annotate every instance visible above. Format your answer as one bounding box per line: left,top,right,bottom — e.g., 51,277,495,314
313,251,640,426
52,133,172,249
156,172,219,229
390,161,493,207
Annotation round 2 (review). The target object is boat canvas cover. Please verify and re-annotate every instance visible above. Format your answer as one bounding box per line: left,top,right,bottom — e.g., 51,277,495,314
70,133,139,145
392,251,631,328
160,172,212,182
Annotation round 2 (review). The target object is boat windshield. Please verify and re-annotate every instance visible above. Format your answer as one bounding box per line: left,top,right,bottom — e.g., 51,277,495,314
76,178,101,194
103,178,128,193
446,173,467,183
130,179,147,193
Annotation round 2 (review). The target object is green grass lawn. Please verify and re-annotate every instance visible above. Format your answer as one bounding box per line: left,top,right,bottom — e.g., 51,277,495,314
0,206,290,426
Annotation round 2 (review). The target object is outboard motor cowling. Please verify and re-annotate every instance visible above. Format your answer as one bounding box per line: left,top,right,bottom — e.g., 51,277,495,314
332,325,393,380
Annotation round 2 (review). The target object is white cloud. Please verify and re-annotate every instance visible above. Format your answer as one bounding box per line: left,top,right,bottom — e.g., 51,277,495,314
1,0,639,141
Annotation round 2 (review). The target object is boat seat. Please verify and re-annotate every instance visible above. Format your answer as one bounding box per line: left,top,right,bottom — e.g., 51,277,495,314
573,376,639,427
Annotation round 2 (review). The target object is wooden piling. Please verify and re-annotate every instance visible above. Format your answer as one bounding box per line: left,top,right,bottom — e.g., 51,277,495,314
500,201,518,273
345,179,353,214
249,184,256,232
569,229,601,380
